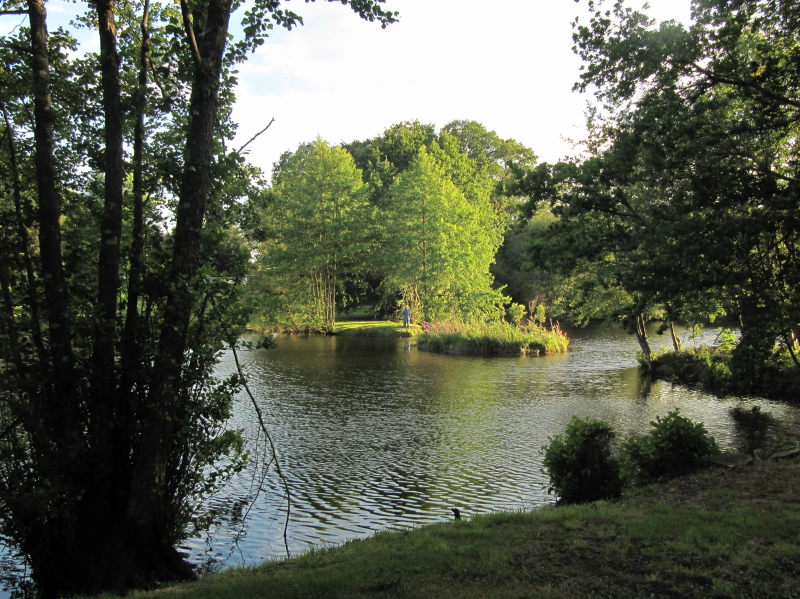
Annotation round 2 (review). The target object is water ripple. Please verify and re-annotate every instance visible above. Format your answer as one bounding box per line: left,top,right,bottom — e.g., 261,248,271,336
171,326,800,572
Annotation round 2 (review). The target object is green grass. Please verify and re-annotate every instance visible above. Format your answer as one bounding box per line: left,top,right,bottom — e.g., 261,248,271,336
95,461,800,599
417,320,569,356
333,320,423,337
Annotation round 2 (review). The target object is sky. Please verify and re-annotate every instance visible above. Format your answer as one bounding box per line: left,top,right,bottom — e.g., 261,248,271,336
231,0,693,177
1,0,693,177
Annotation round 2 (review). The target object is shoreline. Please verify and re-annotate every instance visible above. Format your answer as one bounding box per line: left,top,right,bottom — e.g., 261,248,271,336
94,460,800,599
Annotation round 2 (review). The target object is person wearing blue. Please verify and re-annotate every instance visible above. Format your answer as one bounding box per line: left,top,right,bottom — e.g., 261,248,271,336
402,305,411,327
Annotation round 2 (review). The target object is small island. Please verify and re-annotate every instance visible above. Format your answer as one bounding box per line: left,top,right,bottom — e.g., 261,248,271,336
416,319,569,356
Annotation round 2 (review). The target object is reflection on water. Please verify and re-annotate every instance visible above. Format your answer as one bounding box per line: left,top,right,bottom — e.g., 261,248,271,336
183,324,800,572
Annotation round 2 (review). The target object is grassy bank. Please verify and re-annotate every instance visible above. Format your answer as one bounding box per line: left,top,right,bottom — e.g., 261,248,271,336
417,320,569,356
652,346,800,400
334,320,422,337
99,461,800,599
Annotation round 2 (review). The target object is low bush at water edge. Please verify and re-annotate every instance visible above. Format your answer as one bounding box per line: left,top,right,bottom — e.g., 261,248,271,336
652,345,800,400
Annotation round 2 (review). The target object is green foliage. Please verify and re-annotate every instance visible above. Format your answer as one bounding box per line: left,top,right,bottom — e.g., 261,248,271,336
505,303,526,325
249,138,373,331
622,410,719,484
511,0,800,386
714,328,738,352
250,120,532,328
542,417,623,505
417,319,569,356
652,346,733,394
378,148,507,322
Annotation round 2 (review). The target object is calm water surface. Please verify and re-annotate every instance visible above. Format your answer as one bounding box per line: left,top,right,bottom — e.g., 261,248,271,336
2,325,799,595
183,324,800,572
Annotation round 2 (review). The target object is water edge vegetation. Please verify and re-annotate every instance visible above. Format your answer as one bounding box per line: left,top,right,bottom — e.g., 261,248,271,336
416,320,569,356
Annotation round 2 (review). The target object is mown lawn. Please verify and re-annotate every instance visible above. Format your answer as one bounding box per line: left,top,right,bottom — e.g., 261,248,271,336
104,461,800,599
334,320,422,337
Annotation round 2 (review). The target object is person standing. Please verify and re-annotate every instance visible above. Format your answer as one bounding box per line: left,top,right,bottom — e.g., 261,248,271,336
402,305,411,327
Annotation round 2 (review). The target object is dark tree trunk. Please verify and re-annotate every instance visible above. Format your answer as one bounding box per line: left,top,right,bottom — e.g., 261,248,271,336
92,0,124,418
126,0,233,581
86,0,129,590
27,0,77,409
1,105,47,373
24,3,85,597
120,0,150,408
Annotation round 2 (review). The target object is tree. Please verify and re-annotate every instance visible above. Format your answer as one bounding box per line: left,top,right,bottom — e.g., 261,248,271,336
379,148,507,321
343,120,533,318
0,0,397,595
252,139,374,331
517,0,799,373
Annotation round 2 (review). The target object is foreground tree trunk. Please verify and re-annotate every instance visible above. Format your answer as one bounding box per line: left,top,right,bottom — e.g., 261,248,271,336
126,0,234,582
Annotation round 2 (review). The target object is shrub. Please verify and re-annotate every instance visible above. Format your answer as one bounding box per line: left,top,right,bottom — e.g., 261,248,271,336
543,417,623,504
622,410,719,484
506,303,526,325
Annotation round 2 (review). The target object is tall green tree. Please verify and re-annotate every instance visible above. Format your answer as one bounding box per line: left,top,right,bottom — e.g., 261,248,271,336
252,139,374,331
380,148,506,321
519,0,800,373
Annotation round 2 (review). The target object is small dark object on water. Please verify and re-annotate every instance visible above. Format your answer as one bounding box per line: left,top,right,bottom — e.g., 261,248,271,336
452,507,461,520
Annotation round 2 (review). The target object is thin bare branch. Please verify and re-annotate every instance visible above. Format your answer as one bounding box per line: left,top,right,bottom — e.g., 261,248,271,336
236,117,275,155
230,342,292,559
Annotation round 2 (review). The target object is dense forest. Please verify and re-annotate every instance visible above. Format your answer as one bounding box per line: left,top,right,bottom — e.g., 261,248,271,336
0,0,798,596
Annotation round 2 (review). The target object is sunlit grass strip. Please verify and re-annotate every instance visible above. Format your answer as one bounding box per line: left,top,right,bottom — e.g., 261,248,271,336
417,319,569,356
334,320,423,337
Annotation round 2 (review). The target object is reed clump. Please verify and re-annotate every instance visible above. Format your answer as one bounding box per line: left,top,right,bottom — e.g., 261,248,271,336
417,319,569,356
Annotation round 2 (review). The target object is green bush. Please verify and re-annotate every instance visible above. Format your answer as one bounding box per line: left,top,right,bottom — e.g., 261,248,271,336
543,417,623,504
622,410,719,484
506,303,526,325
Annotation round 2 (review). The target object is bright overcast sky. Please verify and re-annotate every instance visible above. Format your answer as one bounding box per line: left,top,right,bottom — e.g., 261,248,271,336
2,0,692,177
232,0,693,176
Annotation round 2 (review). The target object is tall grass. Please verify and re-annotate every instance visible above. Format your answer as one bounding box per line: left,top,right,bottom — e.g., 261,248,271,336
417,319,569,356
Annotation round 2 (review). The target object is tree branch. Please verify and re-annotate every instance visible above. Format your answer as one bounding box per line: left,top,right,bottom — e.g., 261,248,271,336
179,0,202,69
236,117,275,155
230,342,292,559
692,62,800,110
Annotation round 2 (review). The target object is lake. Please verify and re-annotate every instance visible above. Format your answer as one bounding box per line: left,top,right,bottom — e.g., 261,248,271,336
2,324,799,595
182,324,800,572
